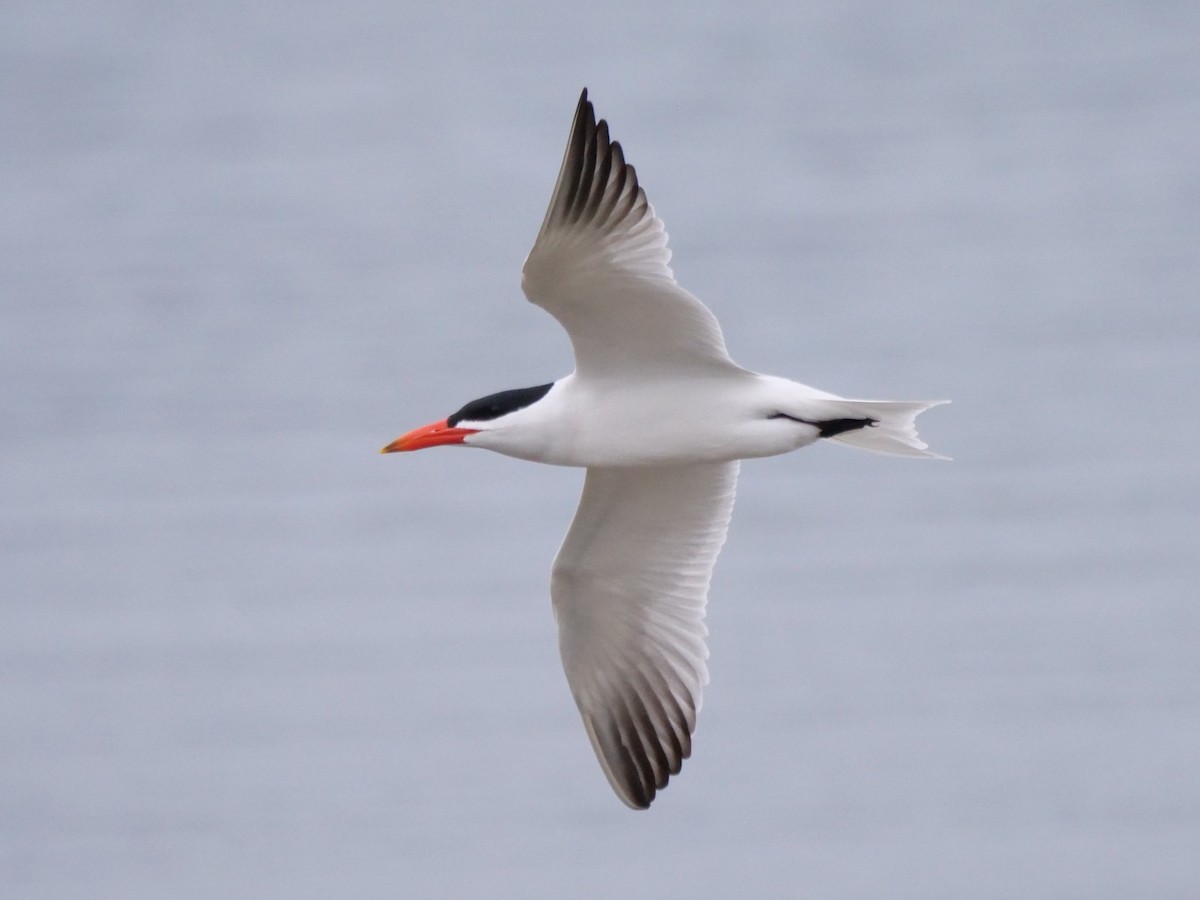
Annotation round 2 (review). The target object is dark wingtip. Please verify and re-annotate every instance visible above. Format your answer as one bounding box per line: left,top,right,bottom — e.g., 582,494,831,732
816,417,878,438
768,412,878,438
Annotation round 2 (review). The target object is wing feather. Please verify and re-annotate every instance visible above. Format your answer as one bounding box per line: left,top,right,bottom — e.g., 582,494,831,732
522,90,740,378
551,462,739,808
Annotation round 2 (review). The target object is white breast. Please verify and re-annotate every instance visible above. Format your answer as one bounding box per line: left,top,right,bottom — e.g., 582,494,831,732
466,374,825,467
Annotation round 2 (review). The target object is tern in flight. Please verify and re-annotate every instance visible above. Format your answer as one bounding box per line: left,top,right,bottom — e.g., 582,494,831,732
383,89,947,809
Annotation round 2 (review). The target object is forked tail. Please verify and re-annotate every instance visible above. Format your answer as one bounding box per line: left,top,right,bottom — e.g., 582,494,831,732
825,399,950,459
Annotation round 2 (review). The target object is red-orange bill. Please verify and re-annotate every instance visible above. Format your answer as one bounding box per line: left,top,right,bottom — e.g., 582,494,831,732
380,419,479,453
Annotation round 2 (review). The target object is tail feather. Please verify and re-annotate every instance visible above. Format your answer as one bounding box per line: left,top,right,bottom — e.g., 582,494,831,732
824,399,950,459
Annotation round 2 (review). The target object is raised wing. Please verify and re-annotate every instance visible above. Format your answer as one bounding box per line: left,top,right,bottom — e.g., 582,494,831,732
522,89,740,379
551,462,739,808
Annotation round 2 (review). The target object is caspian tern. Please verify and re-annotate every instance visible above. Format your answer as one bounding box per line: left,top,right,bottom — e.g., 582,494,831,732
383,89,947,809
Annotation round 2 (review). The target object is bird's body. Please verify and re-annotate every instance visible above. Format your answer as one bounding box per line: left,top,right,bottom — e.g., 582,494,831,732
459,372,932,467
384,89,947,809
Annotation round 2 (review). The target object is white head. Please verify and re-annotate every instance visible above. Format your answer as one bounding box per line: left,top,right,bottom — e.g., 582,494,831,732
381,383,556,456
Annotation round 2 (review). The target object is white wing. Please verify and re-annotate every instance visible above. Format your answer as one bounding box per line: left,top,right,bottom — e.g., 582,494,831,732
522,89,742,379
552,462,739,808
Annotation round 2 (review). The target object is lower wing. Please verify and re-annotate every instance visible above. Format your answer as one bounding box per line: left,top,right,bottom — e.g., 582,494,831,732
550,461,739,808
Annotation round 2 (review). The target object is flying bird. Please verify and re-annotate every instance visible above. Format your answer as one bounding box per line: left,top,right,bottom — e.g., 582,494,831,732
383,89,947,809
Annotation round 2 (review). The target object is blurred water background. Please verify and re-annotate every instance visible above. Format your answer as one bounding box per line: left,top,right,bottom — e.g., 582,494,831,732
3,1,1199,897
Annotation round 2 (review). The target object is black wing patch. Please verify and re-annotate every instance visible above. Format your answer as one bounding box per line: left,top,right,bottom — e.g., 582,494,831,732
770,412,878,437
447,383,554,427
541,88,647,236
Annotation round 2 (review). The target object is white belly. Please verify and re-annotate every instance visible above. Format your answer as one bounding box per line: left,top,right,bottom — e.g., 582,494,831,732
478,373,822,467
